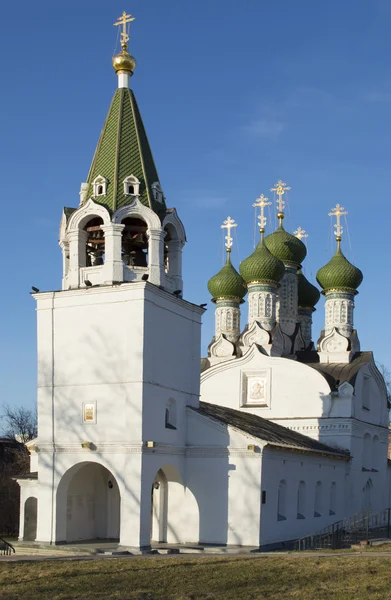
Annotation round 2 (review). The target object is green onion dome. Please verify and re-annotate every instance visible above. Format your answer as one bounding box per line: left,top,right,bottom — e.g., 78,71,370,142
264,222,307,267
297,269,320,309
239,235,285,285
207,252,247,302
316,243,363,293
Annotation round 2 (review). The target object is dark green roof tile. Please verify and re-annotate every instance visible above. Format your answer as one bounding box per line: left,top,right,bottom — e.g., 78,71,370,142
85,88,165,216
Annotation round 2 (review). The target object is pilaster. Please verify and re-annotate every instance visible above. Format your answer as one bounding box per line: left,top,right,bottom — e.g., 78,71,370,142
148,229,165,287
277,266,298,335
101,223,125,284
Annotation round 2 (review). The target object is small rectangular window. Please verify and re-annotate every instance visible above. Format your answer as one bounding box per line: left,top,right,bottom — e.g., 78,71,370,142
262,491,266,504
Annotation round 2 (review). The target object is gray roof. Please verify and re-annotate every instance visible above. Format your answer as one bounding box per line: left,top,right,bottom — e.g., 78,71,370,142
192,402,350,458
297,351,372,390
11,472,37,480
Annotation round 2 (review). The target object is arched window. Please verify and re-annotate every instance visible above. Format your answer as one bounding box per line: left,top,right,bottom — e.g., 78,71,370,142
277,480,287,521
93,175,108,197
297,481,306,519
121,217,148,267
362,375,371,410
123,175,140,196
314,481,322,517
84,217,105,266
372,435,379,471
362,479,373,511
165,399,177,430
329,482,336,516
363,433,372,471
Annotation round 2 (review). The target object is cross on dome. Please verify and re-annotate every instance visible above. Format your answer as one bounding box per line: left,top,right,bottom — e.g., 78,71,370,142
329,204,348,241
270,180,291,215
294,227,308,240
114,11,135,49
253,194,271,232
221,216,237,252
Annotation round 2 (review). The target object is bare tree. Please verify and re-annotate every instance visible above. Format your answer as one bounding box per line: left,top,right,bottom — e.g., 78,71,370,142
0,405,37,443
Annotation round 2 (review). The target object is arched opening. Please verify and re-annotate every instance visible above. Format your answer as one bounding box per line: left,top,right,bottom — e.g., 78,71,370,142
297,481,306,519
150,465,199,545
57,462,120,543
165,399,177,430
363,433,372,470
84,217,105,266
329,482,336,516
23,497,37,541
121,217,149,267
372,435,379,471
164,224,181,277
362,479,373,512
277,480,287,521
314,481,322,517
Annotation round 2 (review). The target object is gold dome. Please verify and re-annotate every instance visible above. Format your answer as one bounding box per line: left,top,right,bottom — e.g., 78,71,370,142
112,49,136,74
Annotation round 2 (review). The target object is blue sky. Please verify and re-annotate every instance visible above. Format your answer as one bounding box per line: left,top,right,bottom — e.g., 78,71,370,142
1,0,391,410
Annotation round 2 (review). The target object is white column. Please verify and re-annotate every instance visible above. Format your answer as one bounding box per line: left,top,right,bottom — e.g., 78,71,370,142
148,229,165,287
247,284,278,331
67,230,88,289
278,266,298,335
166,239,184,292
59,240,69,290
101,223,125,284
324,291,355,337
215,301,241,343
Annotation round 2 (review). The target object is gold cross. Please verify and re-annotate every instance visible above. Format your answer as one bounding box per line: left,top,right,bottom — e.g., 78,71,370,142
329,204,348,240
221,216,237,250
252,194,271,231
294,227,308,240
114,11,135,48
270,179,291,213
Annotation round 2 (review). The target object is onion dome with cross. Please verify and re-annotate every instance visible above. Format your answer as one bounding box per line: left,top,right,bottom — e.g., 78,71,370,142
239,195,285,285
316,205,363,294
264,181,307,267
207,217,247,302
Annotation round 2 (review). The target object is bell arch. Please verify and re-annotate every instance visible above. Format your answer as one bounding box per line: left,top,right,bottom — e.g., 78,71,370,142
150,464,199,545
56,462,120,543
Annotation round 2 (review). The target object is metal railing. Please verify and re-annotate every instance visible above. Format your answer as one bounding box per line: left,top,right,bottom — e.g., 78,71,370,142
295,507,391,551
0,537,15,556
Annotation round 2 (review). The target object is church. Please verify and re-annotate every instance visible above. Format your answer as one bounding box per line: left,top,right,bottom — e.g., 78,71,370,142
16,13,390,551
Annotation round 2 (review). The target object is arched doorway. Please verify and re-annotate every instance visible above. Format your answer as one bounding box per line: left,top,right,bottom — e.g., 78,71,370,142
23,497,37,541
57,463,120,543
150,465,199,545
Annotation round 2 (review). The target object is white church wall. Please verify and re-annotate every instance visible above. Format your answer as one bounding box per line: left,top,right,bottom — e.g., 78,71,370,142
200,346,332,420
260,446,348,546
142,286,203,405
186,410,263,546
353,364,389,427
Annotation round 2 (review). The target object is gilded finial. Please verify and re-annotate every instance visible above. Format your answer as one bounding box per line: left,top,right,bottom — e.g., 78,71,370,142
114,11,135,50
329,204,348,243
270,179,291,223
221,216,237,253
294,227,308,240
252,194,271,234
112,11,136,78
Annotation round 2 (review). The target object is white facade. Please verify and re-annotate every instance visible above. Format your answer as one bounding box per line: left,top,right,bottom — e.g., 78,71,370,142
16,38,391,552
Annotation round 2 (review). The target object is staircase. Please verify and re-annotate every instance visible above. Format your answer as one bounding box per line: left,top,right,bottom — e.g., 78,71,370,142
0,537,15,556
295,507,391,551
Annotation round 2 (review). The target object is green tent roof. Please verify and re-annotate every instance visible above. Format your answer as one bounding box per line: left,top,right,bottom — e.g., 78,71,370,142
84,87,165,216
